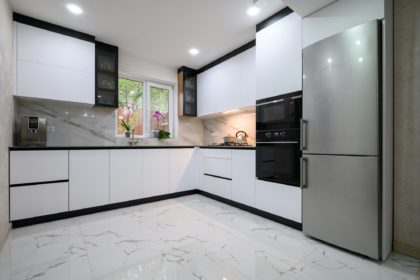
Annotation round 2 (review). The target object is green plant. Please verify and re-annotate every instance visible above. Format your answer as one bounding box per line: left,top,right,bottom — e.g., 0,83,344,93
120,120,132,132
158,130,170,139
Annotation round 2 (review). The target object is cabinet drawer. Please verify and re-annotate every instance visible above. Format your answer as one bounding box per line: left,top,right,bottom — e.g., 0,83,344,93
203,157,231,179
10,182,69,221
203,175,232,199
10,150,68,185
200,149,231,159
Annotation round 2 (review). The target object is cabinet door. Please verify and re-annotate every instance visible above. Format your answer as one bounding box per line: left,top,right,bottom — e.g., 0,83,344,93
110,150,142,203
10,182,68,221
193,148,204,190
10,150,68,185
69,150,109,210
170,149,195,193
203,175,232,199
232,150,256,207
256,12,302,100
240,47,256,107
256,179,302,223
142,149,170,197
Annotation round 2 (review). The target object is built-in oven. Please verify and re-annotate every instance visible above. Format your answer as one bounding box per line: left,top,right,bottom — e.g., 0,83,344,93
256,91,302,187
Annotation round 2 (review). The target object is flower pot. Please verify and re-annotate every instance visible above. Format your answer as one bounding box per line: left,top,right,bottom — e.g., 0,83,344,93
152,130,159,138
124,131,131,138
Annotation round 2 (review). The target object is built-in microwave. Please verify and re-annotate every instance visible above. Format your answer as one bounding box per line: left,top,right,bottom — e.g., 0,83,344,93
256,91,302,131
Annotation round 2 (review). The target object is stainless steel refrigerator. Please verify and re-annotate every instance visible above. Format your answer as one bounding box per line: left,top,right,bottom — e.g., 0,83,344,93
301,20,381,259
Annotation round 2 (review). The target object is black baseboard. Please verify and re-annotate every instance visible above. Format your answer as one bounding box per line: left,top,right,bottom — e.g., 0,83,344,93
197,190,302,231
12,189,302,231
11,190,197,228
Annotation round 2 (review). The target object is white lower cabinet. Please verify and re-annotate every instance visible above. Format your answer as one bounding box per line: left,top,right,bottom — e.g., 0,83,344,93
170,149,195,193
193,148,204,190
256,179,302,223
69,150,110,210
232,150,256,207
110,150,142,203
142,149,170,197
203,175,232,199
10,182,68,220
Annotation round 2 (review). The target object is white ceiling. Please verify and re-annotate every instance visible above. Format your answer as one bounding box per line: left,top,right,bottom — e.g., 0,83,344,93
9,0,287,69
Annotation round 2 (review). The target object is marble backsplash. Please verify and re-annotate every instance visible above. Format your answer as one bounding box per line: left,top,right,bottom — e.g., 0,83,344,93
202,111,256,146
15,99,203,146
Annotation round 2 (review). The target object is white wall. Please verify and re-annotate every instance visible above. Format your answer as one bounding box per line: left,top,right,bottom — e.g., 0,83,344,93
0,0,14,248
303,0,384,47
119,51,177,85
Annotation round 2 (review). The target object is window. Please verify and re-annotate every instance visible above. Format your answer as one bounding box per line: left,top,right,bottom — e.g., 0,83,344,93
116,78,173,137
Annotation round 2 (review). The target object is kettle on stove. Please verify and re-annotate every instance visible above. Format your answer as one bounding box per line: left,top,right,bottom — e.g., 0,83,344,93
235,131,248,145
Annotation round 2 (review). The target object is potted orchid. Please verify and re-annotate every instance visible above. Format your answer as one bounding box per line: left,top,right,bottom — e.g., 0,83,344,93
152,111,170,139
121,101,136,138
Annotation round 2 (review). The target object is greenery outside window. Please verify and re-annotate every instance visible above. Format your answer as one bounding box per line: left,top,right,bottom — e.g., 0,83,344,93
116,78,174,137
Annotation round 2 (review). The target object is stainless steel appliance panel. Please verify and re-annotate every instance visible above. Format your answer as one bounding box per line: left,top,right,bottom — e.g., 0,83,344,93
20,116,47,147
302,20,380,156
302,154,379,259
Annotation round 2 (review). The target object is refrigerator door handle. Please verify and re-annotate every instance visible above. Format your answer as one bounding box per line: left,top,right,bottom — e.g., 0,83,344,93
300,119,307,150
300,157,308,188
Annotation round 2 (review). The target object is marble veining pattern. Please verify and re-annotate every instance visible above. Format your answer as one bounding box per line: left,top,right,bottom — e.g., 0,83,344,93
0,195,419,280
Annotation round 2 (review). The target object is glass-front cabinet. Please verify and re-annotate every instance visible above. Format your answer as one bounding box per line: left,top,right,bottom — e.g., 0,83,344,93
95,41,118,108
177,66,197,117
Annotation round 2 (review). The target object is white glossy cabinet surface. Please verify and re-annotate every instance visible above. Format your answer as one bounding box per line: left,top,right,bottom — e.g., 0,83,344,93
232,150,256,207
203,175,232,199
256,179,302,223
170,149,195,193
197,47,256,116
193,148,204,190
203,157,232,179
110,150,142,203
10,182,68,220
10,150,68,185
69,150,110,210
256,13,302,100
142,149,170,197
14,22,95,104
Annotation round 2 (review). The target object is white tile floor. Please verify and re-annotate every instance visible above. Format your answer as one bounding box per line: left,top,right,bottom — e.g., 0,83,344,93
0,194,419,280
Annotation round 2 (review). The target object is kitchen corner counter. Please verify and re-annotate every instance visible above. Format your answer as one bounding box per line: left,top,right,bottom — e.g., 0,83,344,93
9,145,196,151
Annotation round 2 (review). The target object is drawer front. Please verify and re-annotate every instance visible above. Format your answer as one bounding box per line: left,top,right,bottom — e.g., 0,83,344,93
203,175,232,199
203,157,232,179
10,182,69,221
10,151,69,185
200,149,232,159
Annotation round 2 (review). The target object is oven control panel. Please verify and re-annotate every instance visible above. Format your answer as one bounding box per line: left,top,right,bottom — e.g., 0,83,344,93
257,128,300,142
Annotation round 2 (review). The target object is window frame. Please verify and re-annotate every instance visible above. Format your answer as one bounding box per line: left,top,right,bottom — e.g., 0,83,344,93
116,75,174,138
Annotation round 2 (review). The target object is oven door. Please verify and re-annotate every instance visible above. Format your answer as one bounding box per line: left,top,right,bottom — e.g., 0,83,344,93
256,141,301,187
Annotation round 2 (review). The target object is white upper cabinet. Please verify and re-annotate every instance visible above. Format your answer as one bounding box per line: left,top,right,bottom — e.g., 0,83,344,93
197,47,256,116
13,22,95,104
256,12,302,100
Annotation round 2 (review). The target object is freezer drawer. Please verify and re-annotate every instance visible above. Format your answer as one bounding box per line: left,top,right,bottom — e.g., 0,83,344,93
302,20,380,156
302,154,379,259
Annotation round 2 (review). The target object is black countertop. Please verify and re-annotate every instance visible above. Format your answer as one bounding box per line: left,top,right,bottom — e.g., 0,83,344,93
9,145,256,151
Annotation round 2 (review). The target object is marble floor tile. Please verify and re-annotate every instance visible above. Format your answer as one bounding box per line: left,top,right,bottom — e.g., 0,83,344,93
0,194,419,280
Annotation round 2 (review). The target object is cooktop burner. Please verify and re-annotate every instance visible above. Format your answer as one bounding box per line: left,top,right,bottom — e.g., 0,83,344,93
211,143,252,147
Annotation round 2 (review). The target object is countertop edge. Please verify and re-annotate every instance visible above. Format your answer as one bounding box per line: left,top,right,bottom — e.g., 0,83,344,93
9,145,256,151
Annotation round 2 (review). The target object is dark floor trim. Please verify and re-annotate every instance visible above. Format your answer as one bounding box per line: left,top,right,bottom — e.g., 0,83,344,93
13,13,95,42
10,180,69,188
197,40,256,74
203,174,232,181
11,190,197,228
197,190,303,231
256,7,293,32
11,189,302,231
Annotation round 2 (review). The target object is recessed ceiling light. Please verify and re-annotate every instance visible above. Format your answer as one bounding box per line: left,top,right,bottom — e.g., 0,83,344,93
66,3,83,15
189,48,200,56
247,5,261,16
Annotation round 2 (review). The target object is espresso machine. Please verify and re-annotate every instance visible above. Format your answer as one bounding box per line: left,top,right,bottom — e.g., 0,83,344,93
19,116,47,147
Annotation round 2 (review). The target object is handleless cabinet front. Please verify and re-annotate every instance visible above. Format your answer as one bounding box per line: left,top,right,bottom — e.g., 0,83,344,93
69,150,110,210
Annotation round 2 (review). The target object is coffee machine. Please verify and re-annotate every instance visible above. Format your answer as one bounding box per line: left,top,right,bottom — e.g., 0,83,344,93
19,116,47,147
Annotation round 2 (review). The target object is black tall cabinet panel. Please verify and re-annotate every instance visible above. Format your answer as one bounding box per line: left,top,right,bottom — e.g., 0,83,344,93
177,66,197,117
95,42,118,108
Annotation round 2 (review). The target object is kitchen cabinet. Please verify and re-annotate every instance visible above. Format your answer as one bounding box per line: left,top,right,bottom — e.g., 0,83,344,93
193,148,204,190
10,150,68,185
109,150,142,203
69,150,110,210
170,149,195,192
200,148,232,198
10,182,68,220
142,149,170,197
95,41,118,108
256,12,302,100
203,175,232,199
197,47,256,116
13,22,95,104
256,179,302,223
232,150,256,207
177,67,197,117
